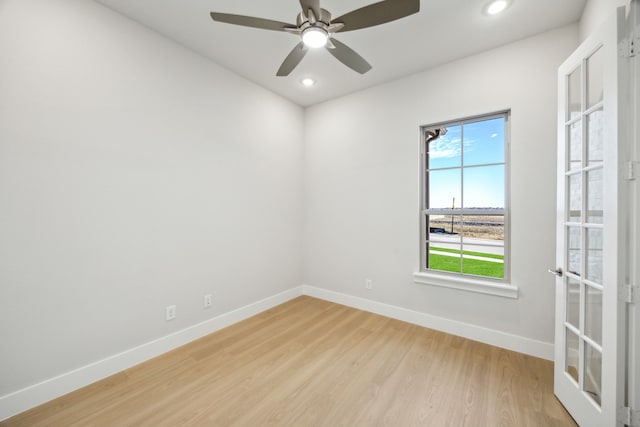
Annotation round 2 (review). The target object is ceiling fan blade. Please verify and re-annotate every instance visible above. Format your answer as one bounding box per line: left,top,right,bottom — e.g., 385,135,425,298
333,0,420,32
277,42,309,76
299,0,321,21
326,38,372,74
210,12,295,32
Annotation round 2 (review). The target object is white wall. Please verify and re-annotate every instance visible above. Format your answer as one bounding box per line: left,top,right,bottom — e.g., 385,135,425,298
580,0,631,39
303,25,580,347
0,0,303,398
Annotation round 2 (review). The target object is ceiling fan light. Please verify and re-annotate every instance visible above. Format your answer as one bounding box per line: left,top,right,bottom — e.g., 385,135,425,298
302,27,328,48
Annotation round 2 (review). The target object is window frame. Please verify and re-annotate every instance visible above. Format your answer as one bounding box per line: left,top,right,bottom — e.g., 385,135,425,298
415,111,517,298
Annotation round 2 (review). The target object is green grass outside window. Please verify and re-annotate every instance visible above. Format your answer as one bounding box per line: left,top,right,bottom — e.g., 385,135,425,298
428,247,504,278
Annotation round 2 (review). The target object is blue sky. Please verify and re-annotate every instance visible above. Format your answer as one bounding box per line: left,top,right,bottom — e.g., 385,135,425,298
427,117,505,209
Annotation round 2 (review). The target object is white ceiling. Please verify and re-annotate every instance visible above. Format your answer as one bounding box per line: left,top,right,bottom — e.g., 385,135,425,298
95,0,586,107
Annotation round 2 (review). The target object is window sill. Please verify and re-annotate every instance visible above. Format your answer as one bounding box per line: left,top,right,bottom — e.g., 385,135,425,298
413,271,518,299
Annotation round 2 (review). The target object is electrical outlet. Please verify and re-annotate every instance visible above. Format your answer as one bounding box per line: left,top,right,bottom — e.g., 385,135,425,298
165,305,176,321
365,279,373,290
204,294,213,308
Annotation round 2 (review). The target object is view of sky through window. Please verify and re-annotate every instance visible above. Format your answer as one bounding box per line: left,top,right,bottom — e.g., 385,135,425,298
427,117,505,209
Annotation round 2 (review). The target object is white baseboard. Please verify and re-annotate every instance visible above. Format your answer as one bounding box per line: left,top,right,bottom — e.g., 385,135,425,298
0,286,304,422
301,285,554,361
1,284,553,421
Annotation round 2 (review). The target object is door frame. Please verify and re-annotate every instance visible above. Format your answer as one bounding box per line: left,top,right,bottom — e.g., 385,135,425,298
627,0,640,423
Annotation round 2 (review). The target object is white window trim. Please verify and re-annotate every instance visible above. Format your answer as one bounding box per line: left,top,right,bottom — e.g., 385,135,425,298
415,111,517,298
413,271,518,299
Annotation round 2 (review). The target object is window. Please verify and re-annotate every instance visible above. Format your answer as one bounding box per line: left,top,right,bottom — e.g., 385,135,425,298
415,112,514,297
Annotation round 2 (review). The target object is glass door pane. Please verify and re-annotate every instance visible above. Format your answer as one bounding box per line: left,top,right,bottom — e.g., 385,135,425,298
587,47,604,108
584,344,602,405
568,66,582,120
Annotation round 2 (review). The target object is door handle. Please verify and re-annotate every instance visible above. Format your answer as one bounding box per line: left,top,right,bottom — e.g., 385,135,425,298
548,268,563,277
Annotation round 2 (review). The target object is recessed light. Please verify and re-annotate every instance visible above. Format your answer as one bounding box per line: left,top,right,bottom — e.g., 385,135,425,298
486,0,509,15
301,78,316,87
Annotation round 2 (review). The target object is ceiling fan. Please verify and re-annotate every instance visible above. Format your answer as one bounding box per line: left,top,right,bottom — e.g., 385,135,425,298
210,0,420,76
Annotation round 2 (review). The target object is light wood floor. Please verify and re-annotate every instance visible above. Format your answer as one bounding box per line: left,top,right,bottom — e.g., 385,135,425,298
2,296,576,426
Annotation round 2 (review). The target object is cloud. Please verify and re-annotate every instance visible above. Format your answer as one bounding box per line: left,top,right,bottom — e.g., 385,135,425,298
428,136,461,158
428,137,479,158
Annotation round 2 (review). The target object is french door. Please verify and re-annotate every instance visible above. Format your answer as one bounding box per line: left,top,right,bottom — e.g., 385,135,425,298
554,6,631,426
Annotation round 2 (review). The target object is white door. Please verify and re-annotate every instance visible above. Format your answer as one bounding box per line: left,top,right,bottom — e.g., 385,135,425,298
554,6,631,427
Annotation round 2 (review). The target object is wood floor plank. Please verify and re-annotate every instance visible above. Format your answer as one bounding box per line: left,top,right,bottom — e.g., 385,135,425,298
1,296,577,426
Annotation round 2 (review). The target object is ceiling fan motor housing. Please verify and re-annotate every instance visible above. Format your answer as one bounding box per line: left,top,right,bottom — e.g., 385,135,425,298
297,8,332,28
